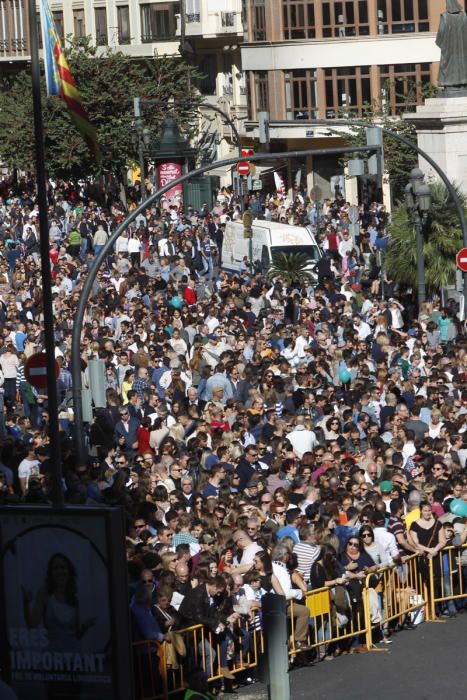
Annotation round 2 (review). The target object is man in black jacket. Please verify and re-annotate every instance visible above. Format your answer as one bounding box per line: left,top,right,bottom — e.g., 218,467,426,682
235,445,261,491
179,575,235,680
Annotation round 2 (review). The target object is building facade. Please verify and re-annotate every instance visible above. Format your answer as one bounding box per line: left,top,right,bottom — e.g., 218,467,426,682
241,0,449,199
0,1,247,171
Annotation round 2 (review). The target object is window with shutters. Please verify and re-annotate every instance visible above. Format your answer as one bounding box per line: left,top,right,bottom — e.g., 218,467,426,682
73,9,85,38
95,7,108,45
140,3,178,42
117,5,131,44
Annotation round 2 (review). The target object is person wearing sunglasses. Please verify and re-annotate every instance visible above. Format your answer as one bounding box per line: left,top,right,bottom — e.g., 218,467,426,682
339,536,378,652
359,526,387,567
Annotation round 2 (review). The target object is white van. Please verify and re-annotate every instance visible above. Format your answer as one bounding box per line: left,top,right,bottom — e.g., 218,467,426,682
222,219,322,277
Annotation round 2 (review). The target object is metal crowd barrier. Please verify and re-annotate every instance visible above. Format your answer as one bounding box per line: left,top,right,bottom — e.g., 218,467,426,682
427,543,467,620
289,586,367,656
132,639,167,700
363,553,427,648
132,547,467,699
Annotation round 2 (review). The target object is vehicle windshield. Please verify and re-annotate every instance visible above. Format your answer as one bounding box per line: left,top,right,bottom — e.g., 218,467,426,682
271,245,320,262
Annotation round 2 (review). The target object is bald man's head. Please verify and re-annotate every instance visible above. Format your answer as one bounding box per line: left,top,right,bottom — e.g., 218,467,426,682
175,562,189,581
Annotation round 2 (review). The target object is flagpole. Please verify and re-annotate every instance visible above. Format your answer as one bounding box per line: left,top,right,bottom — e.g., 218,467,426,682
28,0,63,507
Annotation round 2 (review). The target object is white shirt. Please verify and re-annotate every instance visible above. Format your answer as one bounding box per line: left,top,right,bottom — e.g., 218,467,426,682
272,561,303,600
402,441,416,465
286,426,318,457
338,238,353,258
115,235,129,253
373,527,399,565
18,458,40,488
128,237,141,254
354,321,372,340
294,335,310,359
239,542,263,566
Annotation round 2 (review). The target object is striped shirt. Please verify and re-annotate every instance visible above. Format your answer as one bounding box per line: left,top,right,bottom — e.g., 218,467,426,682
16,363,26,388
293,542,321,584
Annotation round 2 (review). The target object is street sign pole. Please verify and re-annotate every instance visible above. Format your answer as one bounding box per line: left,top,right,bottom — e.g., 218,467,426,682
27,0,63,505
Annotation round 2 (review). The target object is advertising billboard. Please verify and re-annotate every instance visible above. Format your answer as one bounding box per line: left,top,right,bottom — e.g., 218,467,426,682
0,506,132,700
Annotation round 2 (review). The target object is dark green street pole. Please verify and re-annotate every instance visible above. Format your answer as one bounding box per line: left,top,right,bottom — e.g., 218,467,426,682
27,0,63,505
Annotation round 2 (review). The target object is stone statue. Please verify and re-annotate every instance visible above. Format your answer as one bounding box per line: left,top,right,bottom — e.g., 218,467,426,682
436,0,467,89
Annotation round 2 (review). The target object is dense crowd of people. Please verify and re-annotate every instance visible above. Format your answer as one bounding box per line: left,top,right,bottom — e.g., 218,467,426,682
0,173,466,695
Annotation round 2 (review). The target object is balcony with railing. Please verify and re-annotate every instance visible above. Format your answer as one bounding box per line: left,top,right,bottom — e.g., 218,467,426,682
0,0,29,59
218,10,242,34
186,13,200,23
0,36,28,58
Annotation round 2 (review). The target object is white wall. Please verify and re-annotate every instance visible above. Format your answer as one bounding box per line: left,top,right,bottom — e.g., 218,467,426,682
242,34,440,71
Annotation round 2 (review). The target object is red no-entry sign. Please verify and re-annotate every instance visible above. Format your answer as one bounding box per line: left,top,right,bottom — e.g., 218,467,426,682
237,161,250,176
24,352,59,389
456,248,467,272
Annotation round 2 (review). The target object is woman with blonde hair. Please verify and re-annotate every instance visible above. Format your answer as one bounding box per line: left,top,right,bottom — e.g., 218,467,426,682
429,410,444,439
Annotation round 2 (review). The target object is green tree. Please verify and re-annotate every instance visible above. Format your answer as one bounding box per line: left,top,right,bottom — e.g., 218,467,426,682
0,37,204,180
267,252,313,286
385,181,465,290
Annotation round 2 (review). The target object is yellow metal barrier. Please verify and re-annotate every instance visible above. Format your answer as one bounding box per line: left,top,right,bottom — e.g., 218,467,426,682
133,550,467,698
132,639,167,700
428,544,467,620
147,617,261,699
289,586,368,656
363,554,428,648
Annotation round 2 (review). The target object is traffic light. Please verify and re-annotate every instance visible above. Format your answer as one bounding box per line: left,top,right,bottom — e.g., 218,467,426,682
366,127,384,188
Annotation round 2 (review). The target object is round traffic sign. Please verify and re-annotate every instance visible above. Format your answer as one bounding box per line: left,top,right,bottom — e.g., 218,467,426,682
456,248,467,272
237,161,250,176
24,352,60,389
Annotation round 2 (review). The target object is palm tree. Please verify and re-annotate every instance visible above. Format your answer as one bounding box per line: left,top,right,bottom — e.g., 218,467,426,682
385,181,465,290
267,251,313,286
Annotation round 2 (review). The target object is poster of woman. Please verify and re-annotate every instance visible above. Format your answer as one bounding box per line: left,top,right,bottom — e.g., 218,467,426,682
0,507,129,700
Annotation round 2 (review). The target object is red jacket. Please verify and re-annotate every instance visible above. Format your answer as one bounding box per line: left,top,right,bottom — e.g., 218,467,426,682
184,287,197,305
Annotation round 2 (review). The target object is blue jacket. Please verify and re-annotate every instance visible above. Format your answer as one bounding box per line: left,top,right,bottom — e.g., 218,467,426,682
130,600,164,643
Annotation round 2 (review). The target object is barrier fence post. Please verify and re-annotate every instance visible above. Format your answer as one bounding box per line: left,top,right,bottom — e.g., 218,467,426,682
363,584,373,650
428,557,436,621
262,593,290,700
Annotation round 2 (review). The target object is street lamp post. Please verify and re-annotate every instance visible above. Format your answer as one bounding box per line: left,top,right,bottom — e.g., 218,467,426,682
132,97,151,202
404,167,432,307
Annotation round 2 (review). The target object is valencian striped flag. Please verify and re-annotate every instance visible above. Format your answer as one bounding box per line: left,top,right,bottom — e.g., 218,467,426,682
39,0,101,162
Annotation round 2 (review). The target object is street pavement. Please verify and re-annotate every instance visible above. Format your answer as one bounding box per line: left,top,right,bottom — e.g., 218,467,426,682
234,613,467,700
